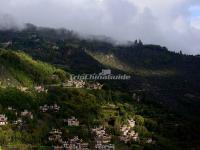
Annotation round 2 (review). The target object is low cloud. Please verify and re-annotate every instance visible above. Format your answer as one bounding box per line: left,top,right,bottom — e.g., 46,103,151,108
0,0,200,54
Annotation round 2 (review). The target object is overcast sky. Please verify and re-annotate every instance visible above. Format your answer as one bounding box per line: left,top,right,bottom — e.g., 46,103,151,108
0,0,200,54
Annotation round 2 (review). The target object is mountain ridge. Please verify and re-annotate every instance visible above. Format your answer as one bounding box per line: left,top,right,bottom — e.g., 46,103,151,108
0,24,200,119
0,25,200,149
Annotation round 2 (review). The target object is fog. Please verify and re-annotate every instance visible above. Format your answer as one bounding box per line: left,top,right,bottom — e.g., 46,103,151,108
0,0,200,54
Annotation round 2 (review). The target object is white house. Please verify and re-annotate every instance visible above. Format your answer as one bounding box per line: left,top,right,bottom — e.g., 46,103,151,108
95,143,115,150
0,114,8,125
13,118,23,125
48,128,62,142
67,116,79,126
128,119,135,128
92,126,112,144
21,110,33,119
35,85,47,93
39,104,49,112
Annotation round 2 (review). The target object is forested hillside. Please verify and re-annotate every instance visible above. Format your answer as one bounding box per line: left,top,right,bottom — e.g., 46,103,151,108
0,24,200,150
0,24,200,118
0,49,68,87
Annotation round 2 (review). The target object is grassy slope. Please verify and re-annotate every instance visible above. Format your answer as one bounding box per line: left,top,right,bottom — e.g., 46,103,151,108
86,50,177,77
0,49,67,87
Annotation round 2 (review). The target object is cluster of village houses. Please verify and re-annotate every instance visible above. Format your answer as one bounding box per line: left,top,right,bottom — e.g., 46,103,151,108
119,118,155,144
91,126,114,150
0,108,155,149
0,103,61,127
0,79,47,93
1,74,103,93
48,118,115,150
39,104,60,113
64,80,103,90
49,129,89,150
1,113,115,150
16,80,103,94
0,107,34,127
119,118,139,143
17,85,48,93
48,116,90,150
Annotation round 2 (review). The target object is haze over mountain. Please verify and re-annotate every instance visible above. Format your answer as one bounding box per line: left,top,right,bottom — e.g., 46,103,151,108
0,0,200,54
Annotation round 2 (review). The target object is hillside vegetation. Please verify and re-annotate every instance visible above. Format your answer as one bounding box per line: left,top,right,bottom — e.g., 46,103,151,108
0,49,68,87
1,25,200,118
0,24,200,149
0,86,199,150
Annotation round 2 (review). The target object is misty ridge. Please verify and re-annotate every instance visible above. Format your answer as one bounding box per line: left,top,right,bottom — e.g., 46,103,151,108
0,14,199,57
0,0,200,55
0,14,117,45
0,21,167,53
0,15,136,49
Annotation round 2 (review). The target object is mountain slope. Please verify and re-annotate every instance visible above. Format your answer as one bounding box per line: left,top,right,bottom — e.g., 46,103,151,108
0,24,200,119
0,49,68,87
0,25,200,149
86,49,177,77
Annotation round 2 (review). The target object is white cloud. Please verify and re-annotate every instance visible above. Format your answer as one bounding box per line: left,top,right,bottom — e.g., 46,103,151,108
191,17,200,29
0,0,200,54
